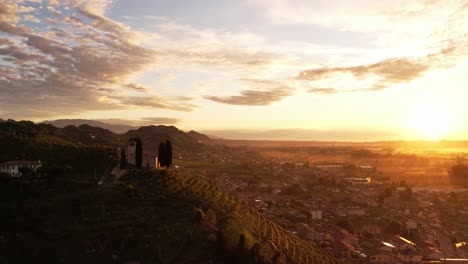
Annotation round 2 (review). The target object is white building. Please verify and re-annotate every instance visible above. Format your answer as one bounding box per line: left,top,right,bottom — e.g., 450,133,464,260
0,160,41,177
126,139,137,166
311,210,323,220
126,139,159,168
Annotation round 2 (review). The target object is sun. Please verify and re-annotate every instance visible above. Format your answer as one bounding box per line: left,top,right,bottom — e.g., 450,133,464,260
408,100,451,140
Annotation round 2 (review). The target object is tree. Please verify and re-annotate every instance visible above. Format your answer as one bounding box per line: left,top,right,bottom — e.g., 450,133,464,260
156,140,173,167
165,139,173,167
385,221,402,235
337,219,355,234
158,142,167,167
450,164,468,185
18,166,36,178
120,148,127,169
399,186,413,202
135,138,142,168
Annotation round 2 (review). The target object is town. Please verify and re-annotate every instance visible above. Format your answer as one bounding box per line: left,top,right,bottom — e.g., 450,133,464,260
176,143,468,263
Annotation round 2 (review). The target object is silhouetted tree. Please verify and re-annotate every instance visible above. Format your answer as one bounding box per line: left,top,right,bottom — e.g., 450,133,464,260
399,186,413,202
337,219,355,234
165,139,173,167
450,164,468,185
120,148,127,169
18,166,35,178
158,142,167,167
157,140,173,167
385,221,402,235
236,234,249,263
215,229,227,261
135,138,142,168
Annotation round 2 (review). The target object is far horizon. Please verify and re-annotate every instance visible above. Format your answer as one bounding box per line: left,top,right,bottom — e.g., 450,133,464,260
37,118,468,142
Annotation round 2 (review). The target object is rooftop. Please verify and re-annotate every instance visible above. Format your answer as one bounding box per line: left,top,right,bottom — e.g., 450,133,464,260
0,160,41,166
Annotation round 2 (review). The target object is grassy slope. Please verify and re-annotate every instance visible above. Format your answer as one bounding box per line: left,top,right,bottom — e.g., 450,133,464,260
0,169,341,264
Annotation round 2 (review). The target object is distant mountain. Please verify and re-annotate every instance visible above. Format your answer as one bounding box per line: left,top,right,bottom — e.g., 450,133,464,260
43,119,137,134
186,130,214,144
122,125,211,153
2,119,213,155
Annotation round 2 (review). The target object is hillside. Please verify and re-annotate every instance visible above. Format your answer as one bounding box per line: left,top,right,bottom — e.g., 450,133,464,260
43,119,214,151
1,119,213,154
123,125,212,153
187,130,214,144
0,120,116,178
0,169,341,264
0,120,120,147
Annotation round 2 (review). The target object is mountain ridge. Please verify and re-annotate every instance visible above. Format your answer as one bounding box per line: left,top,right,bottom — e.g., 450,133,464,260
43,119,137,134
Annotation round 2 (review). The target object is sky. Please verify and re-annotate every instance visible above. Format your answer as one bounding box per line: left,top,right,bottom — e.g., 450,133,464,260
0,0,467,141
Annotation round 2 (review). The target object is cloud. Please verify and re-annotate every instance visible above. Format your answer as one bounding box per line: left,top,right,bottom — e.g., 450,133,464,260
165,49,283,68
146,20,286,69
0,2,20,22
0,0,198,118
125,83,149,93
23,14,40,23
249,0,463,33
72,0,114,16
308,88,339,94
299,58,428,82
299,43,465,94
289,1,467,95
298,57,429,92
118,96,195,112
204,79,293,106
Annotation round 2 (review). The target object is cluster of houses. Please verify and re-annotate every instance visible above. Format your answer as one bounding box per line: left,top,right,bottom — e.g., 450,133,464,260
202,157,468,264
0,160,41,177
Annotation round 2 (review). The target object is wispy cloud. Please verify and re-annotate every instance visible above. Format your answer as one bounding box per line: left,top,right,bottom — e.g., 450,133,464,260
307,88,339,94
125,83,149,93
0,0,196,118
299,41,465,94
99,117,181,126
204,79,293,106
298,57,430,93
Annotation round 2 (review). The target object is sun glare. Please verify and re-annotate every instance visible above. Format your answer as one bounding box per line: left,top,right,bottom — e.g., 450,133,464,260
408,100,451,140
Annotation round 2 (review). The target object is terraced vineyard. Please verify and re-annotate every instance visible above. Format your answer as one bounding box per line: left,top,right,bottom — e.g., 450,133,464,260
149,169,342,264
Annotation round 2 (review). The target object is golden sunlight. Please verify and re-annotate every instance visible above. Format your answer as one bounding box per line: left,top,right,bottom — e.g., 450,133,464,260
408,100,451,140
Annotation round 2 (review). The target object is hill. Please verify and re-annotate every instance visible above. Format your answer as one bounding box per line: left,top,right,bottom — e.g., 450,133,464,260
44,119,137,134
187,130,214,144
1,119,213,153
0,120,117,178
0,119,213,178
43,119,214,151
0,169,341,264
0,119,120,147
123,125,212,153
